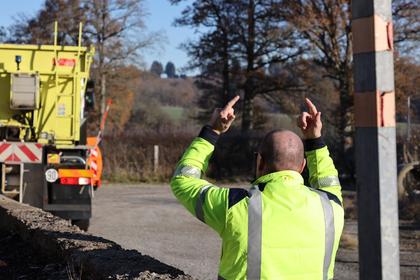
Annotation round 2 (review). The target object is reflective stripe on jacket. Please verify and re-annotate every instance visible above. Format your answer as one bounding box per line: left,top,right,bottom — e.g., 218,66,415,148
170,128,344,280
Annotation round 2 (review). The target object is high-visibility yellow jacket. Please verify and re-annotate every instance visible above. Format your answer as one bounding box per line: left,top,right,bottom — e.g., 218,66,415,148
171,127,344,280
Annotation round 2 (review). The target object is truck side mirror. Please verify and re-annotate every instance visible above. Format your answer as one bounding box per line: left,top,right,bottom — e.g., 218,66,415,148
85,80,95,110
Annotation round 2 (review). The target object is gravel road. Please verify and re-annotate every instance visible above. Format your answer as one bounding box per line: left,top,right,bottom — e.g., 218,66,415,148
90,184,420,280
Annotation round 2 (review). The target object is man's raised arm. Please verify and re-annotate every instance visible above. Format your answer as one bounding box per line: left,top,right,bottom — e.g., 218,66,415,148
170,96,240,235
297,98,342,204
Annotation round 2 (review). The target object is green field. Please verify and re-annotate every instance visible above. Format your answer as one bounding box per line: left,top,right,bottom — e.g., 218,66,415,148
161,106,186,122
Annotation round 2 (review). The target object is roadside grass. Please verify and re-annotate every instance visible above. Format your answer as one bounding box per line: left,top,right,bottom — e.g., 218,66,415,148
102,131,194,183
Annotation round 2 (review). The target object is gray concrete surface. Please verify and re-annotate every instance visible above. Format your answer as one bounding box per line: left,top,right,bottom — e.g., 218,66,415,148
90,184,420,280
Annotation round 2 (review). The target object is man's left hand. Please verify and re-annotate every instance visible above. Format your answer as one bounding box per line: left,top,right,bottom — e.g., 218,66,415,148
209,95,240,135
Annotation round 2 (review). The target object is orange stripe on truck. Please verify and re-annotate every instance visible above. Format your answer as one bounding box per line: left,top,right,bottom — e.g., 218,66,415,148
58,169,93,178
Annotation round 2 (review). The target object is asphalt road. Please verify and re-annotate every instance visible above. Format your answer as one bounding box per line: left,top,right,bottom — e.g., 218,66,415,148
90,183,222,280
90,184,420,280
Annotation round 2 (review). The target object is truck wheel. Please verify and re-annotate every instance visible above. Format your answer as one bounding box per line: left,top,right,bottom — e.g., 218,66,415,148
71,219,90,231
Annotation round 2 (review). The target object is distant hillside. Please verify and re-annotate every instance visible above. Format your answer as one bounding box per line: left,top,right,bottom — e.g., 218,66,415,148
124,72,199,131
136,73,198,108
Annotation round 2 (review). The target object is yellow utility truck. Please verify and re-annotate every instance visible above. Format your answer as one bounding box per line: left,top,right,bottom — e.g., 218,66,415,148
0,24,101,230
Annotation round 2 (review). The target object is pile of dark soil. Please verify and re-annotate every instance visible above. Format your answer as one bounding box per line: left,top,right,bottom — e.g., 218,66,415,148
0,194,194,280
0,231,69,280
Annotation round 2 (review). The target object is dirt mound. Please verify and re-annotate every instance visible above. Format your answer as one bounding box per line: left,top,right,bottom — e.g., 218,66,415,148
0,196,194,280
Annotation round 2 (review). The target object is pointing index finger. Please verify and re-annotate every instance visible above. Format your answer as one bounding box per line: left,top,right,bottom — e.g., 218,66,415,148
224,95,240,110
305,98,318,116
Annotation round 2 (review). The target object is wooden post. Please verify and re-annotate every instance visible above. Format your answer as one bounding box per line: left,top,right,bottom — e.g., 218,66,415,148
153,145,159,173
352,0,400,279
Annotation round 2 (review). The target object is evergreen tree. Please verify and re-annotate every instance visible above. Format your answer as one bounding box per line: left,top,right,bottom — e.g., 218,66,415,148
165,62,176,78
150,61,164,76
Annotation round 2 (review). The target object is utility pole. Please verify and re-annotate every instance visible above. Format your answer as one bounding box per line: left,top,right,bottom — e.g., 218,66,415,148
352,1,400,279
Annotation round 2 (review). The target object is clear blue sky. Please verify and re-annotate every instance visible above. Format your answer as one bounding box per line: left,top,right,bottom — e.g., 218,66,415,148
0,0,195,73
145,0,194,73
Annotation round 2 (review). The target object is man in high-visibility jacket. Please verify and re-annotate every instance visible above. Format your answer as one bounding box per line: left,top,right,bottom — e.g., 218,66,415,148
171,97,344,280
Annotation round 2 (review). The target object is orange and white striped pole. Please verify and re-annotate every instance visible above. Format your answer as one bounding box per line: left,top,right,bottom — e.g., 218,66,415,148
97,99,112,147
88,99,111,187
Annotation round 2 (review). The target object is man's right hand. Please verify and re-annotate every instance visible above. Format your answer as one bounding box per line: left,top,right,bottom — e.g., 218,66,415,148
297,98,322,139
209,95,240,135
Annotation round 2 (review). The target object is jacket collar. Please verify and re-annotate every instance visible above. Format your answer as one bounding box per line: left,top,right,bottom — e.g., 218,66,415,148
252,170,304,186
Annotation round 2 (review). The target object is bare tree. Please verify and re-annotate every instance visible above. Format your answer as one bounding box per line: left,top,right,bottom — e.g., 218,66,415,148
83,0,161,115
0,26,7,42
393,0,420,56
233,0,303,132
282,0,353,159
172,0,303,132
7,0,87,45
282,0,419,170
6,0,162,118
171,0,238,112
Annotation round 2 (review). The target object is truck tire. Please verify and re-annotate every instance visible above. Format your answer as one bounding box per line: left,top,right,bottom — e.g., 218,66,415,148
398,161,420,201
71,219,90,231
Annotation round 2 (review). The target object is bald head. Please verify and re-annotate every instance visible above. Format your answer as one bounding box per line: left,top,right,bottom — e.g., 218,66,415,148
258,130,305,173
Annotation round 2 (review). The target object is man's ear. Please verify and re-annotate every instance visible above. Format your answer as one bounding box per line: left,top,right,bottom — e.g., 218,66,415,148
255,153,264,178
299,158,306,174
257,154,264,172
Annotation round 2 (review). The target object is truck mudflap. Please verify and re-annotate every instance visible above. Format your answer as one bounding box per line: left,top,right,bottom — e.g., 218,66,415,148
43,182,93,220
43,167,94,220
